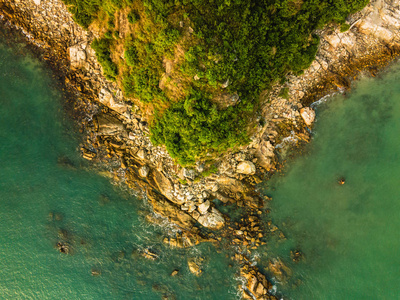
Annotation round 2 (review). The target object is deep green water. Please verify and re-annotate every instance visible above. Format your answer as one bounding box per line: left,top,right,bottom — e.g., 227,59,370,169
0,34,238,299
261,64,400,299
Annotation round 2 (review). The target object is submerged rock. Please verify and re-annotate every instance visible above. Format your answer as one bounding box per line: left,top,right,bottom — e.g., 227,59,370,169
57,156,76,169
56,242,70,254
142,248,158,260
290,249,305,263
188,257,204,276
91,268,101,276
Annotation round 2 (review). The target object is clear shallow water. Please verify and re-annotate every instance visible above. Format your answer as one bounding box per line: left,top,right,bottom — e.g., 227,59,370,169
0,34,238,299
262,64,400,299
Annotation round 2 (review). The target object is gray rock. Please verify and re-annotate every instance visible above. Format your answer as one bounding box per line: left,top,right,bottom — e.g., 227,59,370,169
197,200,210,215
230,93,240,105
221,79,229,88
300,107,315,126
237,161,256,175
139,165,150,177
136,149,147,160
196,162,205,173
183,168,196,180
197,207,225,230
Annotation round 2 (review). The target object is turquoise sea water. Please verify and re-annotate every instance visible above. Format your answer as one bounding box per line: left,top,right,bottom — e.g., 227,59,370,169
0,34,238,299
4,23,400,300
262,64,400,299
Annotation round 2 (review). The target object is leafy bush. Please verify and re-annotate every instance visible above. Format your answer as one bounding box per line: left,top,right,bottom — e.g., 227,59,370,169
340,23,351,32
150,90,249,165
63,0,100,28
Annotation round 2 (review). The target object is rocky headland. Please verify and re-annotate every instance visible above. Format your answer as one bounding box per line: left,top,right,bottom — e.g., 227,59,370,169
1,0,400,298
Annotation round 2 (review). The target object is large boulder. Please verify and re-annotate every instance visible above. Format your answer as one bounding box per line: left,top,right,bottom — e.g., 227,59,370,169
300,107,315,126
99,88,130,116
139,165,150,177
68,43,87,69
197,207,225,230
95,114,125,135
197,200,210,215
150,170,178,204
237,161,256,175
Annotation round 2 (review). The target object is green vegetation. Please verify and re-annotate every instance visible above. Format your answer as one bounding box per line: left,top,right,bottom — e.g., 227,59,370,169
127,10,140,24
62,0,369,165
91,37,118,81
340,23,351,32
279,87,290,100
150,90,249,165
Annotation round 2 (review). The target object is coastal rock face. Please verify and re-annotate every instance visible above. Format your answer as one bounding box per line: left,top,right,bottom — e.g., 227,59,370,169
4,0,400,299
237,161,256,175
300,107,316,126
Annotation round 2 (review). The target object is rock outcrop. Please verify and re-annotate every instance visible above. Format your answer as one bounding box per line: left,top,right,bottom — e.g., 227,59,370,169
2,0,400,298
3,0,400,238
300,107,316,126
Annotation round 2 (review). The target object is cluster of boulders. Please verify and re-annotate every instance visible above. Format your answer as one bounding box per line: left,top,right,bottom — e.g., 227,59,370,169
163,230,214,248
227,214,266,250
240,263,278,300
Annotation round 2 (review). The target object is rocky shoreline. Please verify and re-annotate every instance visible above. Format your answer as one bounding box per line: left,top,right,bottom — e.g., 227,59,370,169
1,0,400,299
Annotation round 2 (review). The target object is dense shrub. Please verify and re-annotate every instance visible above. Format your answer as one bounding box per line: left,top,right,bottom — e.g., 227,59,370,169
63,0,100,28
150,90,249,165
